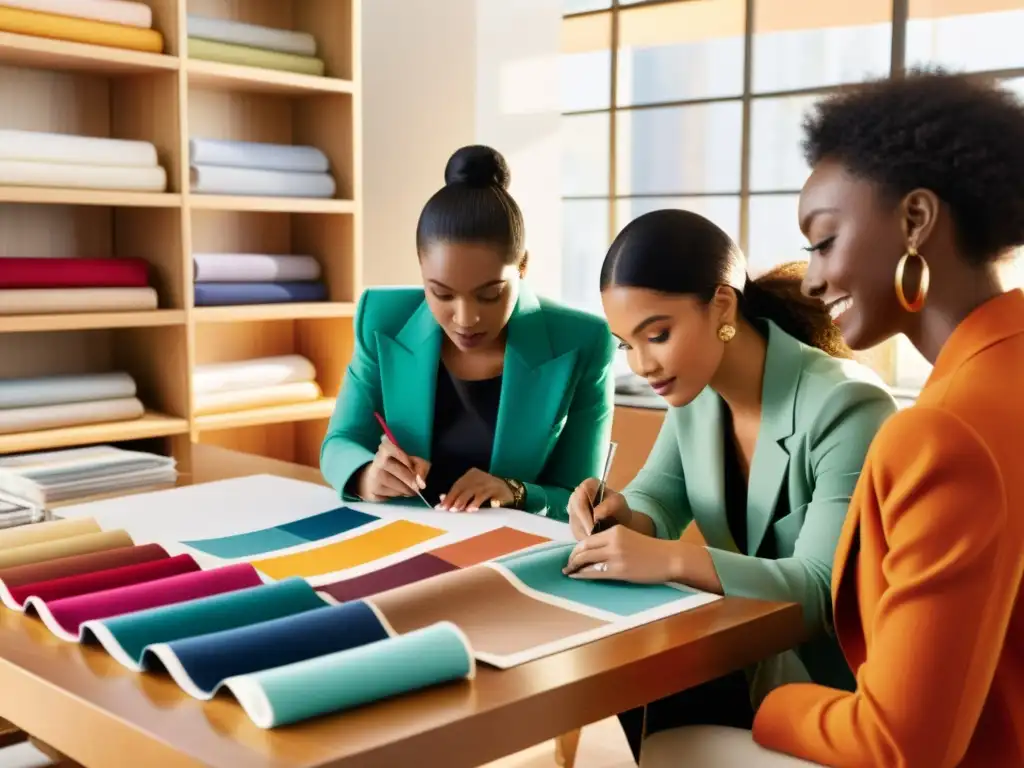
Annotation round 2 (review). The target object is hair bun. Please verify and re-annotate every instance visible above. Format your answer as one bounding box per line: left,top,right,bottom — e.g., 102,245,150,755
444,145,511,189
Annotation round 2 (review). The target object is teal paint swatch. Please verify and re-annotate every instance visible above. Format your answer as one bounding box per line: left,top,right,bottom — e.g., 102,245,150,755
497,541,695,616
182,507,378,558
224,622,473,728
92,577,327,668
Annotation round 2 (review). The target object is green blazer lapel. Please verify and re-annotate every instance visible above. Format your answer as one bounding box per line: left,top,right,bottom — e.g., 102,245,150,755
490,285,578,481
745,320,801,555
376,299,441,460
679,390,736,550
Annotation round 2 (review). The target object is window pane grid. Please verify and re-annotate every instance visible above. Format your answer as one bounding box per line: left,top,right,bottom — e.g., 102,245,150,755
559,0,1024,386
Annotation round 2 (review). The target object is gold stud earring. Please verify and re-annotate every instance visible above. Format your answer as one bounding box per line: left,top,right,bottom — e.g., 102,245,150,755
718,324,736,343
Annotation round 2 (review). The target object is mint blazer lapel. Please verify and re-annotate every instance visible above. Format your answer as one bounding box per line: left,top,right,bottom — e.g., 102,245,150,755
678,389,735,550
490,285,577,481
744,320,801,555
376,300,441,460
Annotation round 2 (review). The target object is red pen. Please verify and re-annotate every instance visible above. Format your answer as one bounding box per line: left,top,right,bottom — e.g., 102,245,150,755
373,411,432,507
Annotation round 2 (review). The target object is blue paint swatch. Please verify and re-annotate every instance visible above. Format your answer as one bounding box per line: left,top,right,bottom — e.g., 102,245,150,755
497,541,695,616
147,600,391,696
182,507,378,558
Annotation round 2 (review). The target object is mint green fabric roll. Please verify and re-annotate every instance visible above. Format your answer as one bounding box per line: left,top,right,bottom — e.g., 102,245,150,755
188,37,325,76
86,577,327,670
224,621,475,728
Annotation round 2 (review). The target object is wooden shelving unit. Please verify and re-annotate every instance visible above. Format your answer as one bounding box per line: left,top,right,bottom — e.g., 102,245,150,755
0,0,361,468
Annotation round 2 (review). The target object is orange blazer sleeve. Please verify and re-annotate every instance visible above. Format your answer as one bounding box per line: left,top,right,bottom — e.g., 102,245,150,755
752,407,1018,768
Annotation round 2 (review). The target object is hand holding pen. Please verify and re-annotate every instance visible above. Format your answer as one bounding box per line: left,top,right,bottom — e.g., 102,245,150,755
356,412,433,506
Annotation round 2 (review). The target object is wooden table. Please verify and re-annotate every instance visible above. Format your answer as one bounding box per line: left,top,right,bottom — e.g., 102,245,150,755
0,444,805,768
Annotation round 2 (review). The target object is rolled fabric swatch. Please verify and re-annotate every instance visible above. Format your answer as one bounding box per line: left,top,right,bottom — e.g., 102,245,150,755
0,372,137,410
0,257,150,289
187,15,316,57
190,164,334,198
0,287,158,314
0,160,166,192
0,0,152,28
189,138,328,174
0,129,158,169
0,6,163,53
193,381,322,416
192,355,316,396
193,282,327,306
0,397,145,435
192,253,321,283
188,37,324,76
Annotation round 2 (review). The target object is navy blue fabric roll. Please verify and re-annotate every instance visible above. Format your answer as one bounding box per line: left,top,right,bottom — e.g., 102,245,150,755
193,281,328,305
145,600,390,696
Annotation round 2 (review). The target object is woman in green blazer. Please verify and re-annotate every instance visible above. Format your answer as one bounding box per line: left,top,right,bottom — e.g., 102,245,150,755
320,145,615,518
562,209,897,762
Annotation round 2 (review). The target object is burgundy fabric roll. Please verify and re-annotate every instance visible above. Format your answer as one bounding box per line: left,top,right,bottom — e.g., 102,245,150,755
0,258,150,288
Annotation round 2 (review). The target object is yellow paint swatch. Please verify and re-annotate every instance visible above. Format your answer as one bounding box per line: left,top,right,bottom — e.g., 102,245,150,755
252,520,445,580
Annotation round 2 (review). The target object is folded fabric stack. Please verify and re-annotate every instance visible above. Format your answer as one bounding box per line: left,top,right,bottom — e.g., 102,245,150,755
0,371,145,436
0,128,167,193
192,252,326,306
0,256,158,315
189,137,336,199
187,14,323,76
0,0,163,53
192,355,323,417
0,444,176,506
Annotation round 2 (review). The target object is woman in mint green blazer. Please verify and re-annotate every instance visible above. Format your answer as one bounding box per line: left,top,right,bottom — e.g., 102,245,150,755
320,146,615,518
562,209,897,762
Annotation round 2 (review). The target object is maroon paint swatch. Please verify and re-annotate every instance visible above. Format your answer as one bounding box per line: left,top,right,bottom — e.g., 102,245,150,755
318,554,458,604
0,543,169,590
9,553,199,608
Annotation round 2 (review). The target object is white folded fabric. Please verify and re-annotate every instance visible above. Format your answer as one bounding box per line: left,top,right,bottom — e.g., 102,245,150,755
0,129,158,168
192,253,322,282
0,0,152,28
192,355,317,396
0,372,136,410
0,160,166,191
189,138,329,173
190,165,335,198
0,398,145,435
193,381,322,416
187,14,316,56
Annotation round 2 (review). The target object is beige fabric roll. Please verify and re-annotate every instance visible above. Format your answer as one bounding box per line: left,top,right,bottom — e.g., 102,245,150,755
0,517,99,550
0,288,158,314
0,529,132,570
0,398,145,435
193,381,321,416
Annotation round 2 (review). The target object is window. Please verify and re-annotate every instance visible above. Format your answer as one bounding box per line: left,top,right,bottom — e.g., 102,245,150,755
560,0,1024,390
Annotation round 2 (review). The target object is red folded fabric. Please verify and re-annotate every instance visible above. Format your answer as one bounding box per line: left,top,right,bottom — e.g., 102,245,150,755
0,258,150,288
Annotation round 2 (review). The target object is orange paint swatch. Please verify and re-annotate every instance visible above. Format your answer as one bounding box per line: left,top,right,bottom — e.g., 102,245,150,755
430,527,550,568
251,520,445,579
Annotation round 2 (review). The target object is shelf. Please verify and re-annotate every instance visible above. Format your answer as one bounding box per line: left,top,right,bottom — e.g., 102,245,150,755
186,59,354,96
194,398,337,432
0,31,178,75
0,310,186,334
187,195,354,214
192,303,355,323
0,411,190,454
0,188,180,208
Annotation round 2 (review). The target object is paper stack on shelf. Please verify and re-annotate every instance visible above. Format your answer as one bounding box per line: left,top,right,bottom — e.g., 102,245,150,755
0,371,145,436
188,137,336,199
0,256,158,315
187,14,324,76
0,0,163,53
0,129,167,192
192,355,323,417
0,444,177,506
192,252,326,306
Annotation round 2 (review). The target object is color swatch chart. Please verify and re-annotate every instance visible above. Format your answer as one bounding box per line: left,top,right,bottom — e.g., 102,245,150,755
0,475,720,729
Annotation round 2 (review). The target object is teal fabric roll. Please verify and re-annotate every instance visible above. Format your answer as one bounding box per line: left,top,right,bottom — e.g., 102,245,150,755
86,577,326,670
224,621,474,728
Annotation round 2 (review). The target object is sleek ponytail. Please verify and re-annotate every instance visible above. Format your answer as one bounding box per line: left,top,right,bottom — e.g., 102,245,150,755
599,209,850,358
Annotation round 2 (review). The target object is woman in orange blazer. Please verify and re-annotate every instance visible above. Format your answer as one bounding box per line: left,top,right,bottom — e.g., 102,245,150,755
638,71,1024,767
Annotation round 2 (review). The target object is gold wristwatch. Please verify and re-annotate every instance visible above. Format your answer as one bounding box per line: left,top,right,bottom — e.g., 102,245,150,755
494,477,526,509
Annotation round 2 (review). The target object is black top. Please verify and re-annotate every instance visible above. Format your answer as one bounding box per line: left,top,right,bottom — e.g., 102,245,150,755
720,405,786,559
422,362,503,505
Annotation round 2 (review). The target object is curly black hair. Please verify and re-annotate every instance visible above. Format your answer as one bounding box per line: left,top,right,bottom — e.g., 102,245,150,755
801,68,1024,264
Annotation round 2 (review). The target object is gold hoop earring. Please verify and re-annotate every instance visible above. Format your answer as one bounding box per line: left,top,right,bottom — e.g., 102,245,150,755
718,324,736,343
894,247,930,313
